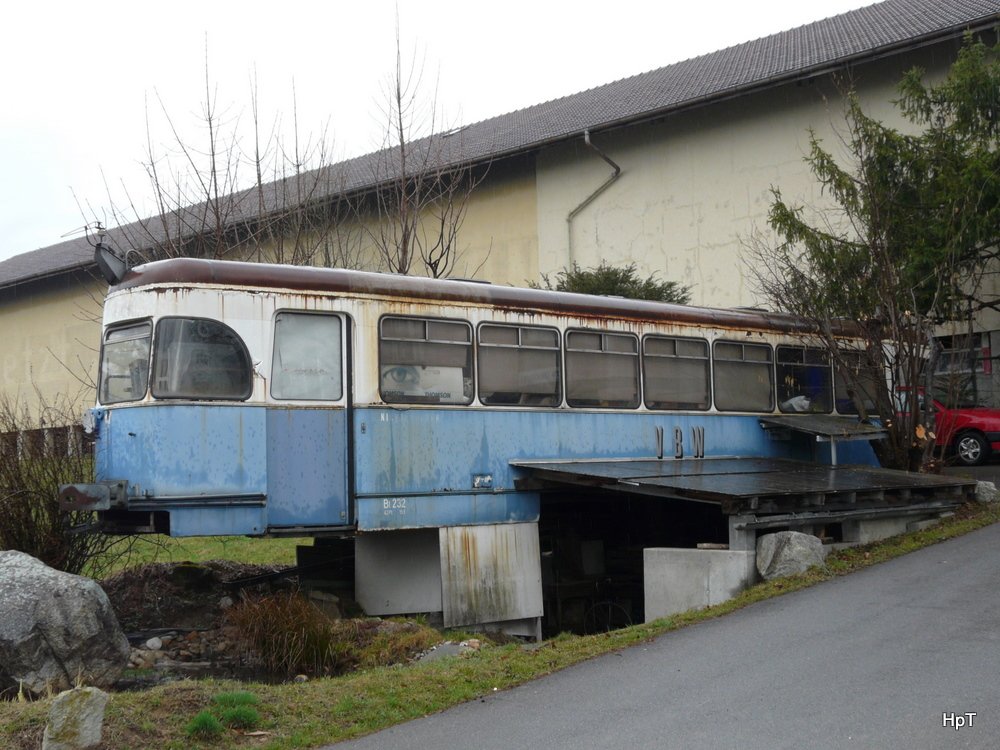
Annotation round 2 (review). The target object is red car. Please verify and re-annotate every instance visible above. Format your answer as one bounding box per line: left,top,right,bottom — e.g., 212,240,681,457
898,389,1000,466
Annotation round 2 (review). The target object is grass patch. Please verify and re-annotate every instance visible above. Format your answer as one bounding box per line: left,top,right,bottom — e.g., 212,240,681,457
185,710,224,741
3,501,997,750
90,535,302,576
219,705,261,730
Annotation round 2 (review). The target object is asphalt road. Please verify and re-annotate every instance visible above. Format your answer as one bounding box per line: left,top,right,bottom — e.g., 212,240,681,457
332,522,1000,749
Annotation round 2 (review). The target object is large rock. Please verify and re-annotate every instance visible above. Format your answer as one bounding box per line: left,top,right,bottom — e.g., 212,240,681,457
756,531,827,581
42,686,109,750
0,551,129,695
975,481,999,504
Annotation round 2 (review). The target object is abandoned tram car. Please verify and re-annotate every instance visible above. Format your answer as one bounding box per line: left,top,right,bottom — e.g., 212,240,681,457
69,258,877,635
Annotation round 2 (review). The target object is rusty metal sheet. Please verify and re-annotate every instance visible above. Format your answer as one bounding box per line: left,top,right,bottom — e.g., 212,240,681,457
439,523,543,629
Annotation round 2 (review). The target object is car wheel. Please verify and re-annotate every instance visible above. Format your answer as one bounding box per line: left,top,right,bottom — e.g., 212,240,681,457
956,432,989,466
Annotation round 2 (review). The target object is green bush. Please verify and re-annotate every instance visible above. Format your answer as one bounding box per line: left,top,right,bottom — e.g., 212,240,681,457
534,261,692,303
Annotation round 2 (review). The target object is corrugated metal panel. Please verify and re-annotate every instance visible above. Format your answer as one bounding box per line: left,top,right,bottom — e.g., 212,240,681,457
440,523,543,628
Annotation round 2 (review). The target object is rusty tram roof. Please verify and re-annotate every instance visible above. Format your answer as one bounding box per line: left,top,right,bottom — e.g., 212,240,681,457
115,257,860,337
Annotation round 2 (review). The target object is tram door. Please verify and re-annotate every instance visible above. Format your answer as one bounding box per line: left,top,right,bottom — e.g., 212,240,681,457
265,312,352,529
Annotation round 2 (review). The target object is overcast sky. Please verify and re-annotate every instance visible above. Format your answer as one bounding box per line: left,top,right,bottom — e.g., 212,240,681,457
0,0,876,263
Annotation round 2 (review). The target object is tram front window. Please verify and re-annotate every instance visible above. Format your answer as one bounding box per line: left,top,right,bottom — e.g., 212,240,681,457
152,318,252,400
100,321,152,404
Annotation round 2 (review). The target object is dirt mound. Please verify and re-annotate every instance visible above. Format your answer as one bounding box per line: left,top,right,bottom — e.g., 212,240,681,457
101,560,292,633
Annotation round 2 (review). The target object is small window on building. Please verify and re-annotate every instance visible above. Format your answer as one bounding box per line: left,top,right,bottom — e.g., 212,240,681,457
152,318,252,400
478,324,561,406
271,313,343,401
379,316,473,404
776,346,832,413
713,341,773,412
100,321,152,404
835,350,881,415
566,330,639,408
643,336,710,410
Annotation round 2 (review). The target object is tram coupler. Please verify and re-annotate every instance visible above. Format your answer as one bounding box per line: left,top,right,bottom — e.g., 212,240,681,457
58,480,128,512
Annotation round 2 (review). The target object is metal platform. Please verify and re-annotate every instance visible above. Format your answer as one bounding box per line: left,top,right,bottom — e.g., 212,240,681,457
757,415,889,465
511,457,976,516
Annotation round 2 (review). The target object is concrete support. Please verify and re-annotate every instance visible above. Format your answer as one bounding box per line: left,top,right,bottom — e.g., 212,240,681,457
728,514,757,552
643,548,757,621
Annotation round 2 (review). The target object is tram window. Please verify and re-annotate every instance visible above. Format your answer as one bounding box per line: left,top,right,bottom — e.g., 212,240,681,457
643,336,710,410
566,330,639,409
835,350,881,415
100,321,152,404
379,316,473,404
151,318,252,400
478,324,560,406
776,346,832,413
271,313,343,401
713,341,774,411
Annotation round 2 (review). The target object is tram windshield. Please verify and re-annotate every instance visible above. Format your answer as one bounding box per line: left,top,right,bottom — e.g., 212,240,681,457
151,318,252,400
99,321,152,404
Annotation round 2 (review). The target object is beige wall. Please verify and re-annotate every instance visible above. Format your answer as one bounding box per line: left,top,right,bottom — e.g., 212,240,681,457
534,43,962,308
0,274,104,422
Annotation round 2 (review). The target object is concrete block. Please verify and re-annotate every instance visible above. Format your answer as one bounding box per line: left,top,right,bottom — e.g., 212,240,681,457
841,517,910,544
643,548,756,622
906,517,941,533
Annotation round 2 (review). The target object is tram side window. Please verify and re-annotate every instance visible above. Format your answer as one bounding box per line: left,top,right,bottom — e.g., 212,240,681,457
713,341,774,412
566,330,640,409
478,324,561,406
776,346,832,413
643,336,710,410
271,313,343,401
100,321,152,404
379,317,473,404
152,318,252,400
835,350,881,415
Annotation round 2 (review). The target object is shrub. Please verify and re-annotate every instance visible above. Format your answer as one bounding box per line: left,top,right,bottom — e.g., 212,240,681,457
227,591,356,676
227,592,442,676
0,394,129,576
534,261,692,304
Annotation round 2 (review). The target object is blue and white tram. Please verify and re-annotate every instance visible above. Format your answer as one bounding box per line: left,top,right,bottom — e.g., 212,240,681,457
69,258,877,633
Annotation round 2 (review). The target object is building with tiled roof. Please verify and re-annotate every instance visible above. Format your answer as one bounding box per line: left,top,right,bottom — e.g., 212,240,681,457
1,0,998,418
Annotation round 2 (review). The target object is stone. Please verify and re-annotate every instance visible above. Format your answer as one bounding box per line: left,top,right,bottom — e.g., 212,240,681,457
42,686,109,750
756,531,827,581
0,551,129,695
975,481,999,504
144,637,163,651
218,595,234,609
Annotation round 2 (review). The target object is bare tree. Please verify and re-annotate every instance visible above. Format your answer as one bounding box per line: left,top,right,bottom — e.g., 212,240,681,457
360,19,488,278
94,54,363,271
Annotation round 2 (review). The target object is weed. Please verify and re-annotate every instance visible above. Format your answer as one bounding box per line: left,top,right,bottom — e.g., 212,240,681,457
219,705,261,730
185,710,223,740
212,691,259,708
